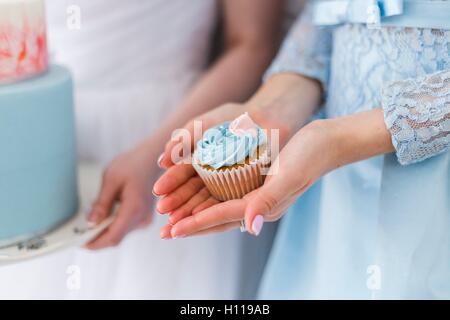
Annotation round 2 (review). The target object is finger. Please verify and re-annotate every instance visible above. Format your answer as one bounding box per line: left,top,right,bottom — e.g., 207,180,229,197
153,163,196,196
192,196,220,214
156,176,204,214
160,121,196,169
159,141,185,169
168,187,211,225
159,103,245,169
160,224,173,240
88,171,122,225
161,220,240,240
170,199,246,238
86,194,145,250
244,157,303,236
185,221,240,237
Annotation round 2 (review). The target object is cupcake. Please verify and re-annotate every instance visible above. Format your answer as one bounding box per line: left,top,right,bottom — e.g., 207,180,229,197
192,113,270,201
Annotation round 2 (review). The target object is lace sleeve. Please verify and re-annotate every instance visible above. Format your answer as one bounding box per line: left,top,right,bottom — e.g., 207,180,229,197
264,3,333,92
382,69,450,165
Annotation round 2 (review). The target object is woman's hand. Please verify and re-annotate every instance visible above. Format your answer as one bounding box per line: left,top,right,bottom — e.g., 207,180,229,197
154,100,298,238
154,103,247,239
85,143,161,250
165,109,394,238
164,119,336,238
154,74,323,238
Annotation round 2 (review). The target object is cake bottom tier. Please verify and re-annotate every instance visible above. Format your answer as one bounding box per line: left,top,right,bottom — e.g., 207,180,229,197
0,154,79,244
0,65,79,245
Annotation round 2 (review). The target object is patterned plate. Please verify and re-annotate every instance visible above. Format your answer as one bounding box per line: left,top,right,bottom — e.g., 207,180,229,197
0,211,113,265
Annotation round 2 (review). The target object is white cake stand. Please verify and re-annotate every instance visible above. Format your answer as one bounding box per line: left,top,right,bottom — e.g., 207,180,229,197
0,163,114,265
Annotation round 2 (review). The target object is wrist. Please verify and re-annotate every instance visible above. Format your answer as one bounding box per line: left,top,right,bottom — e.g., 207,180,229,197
301,119,342,175
245,73,322,145
310,109,394,170
135,135,163,161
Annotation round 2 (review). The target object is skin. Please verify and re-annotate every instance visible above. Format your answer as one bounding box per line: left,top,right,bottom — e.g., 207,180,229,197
154,73,395,239
85,0,284,249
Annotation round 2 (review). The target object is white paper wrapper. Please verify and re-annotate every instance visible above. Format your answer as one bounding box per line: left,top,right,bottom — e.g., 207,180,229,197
192,150,270,201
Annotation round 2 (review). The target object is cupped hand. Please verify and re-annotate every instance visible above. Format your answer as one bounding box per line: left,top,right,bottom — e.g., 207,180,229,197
154,103,244,238
154,161,221,239
164,119,339,238
85,143,160,250
157,103,247,169
154,101,293,238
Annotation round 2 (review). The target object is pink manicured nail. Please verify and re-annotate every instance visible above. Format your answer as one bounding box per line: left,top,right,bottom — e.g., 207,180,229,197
251,215,264,236
157,153,165,168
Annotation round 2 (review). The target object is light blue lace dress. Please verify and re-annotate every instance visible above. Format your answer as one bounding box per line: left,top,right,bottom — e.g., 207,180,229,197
259,1,450,299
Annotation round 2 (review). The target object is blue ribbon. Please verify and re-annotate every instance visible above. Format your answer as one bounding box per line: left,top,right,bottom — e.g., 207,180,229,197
313,0,450,29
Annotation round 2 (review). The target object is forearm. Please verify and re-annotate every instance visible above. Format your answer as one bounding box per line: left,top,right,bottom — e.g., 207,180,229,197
247,73,322,143
141,44,276,151
316,108,394,172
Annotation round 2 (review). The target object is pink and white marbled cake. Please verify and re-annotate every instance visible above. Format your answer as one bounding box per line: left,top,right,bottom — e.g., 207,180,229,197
0,0,48,84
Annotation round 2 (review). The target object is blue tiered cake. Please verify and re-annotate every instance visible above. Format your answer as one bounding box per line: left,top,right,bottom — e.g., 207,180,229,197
0,0,79,246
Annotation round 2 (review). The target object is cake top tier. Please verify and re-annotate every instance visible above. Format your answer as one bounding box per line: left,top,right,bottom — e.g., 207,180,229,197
0,0,48,85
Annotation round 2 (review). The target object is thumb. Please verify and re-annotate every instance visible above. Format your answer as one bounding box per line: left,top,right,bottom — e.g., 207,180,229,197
159,121,196,169
243,179,285,236
243,186,276,236
88,172,121,226
244,156,300,236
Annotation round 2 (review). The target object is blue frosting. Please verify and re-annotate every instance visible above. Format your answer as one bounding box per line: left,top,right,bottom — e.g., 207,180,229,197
0,65,79,243
196,122,266,169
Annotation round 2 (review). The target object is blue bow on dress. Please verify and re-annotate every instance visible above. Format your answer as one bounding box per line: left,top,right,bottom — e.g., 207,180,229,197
312,0,450,29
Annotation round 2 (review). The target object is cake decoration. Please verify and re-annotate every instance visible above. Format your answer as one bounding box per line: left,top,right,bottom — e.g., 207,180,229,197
0,0,48,84
229,112,259,138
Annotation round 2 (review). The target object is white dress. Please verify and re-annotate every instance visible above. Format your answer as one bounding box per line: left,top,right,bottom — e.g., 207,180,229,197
0,0,273,299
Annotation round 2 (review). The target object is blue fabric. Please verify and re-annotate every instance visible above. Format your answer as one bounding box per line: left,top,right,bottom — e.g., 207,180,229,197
260,1,450,299
382,70,450,165
0,65,79,243
313,0,450,29
375,153,450,298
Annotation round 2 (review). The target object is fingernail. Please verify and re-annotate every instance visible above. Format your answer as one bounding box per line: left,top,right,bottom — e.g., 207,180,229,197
171,229,185,239
87,207,100,226
87,221,97,228
251,215,264,236
160,234,171,240
155,203,167,215
157,153,165,168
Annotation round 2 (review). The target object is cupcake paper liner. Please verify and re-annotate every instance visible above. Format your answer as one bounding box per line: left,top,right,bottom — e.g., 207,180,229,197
192,150,270,201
